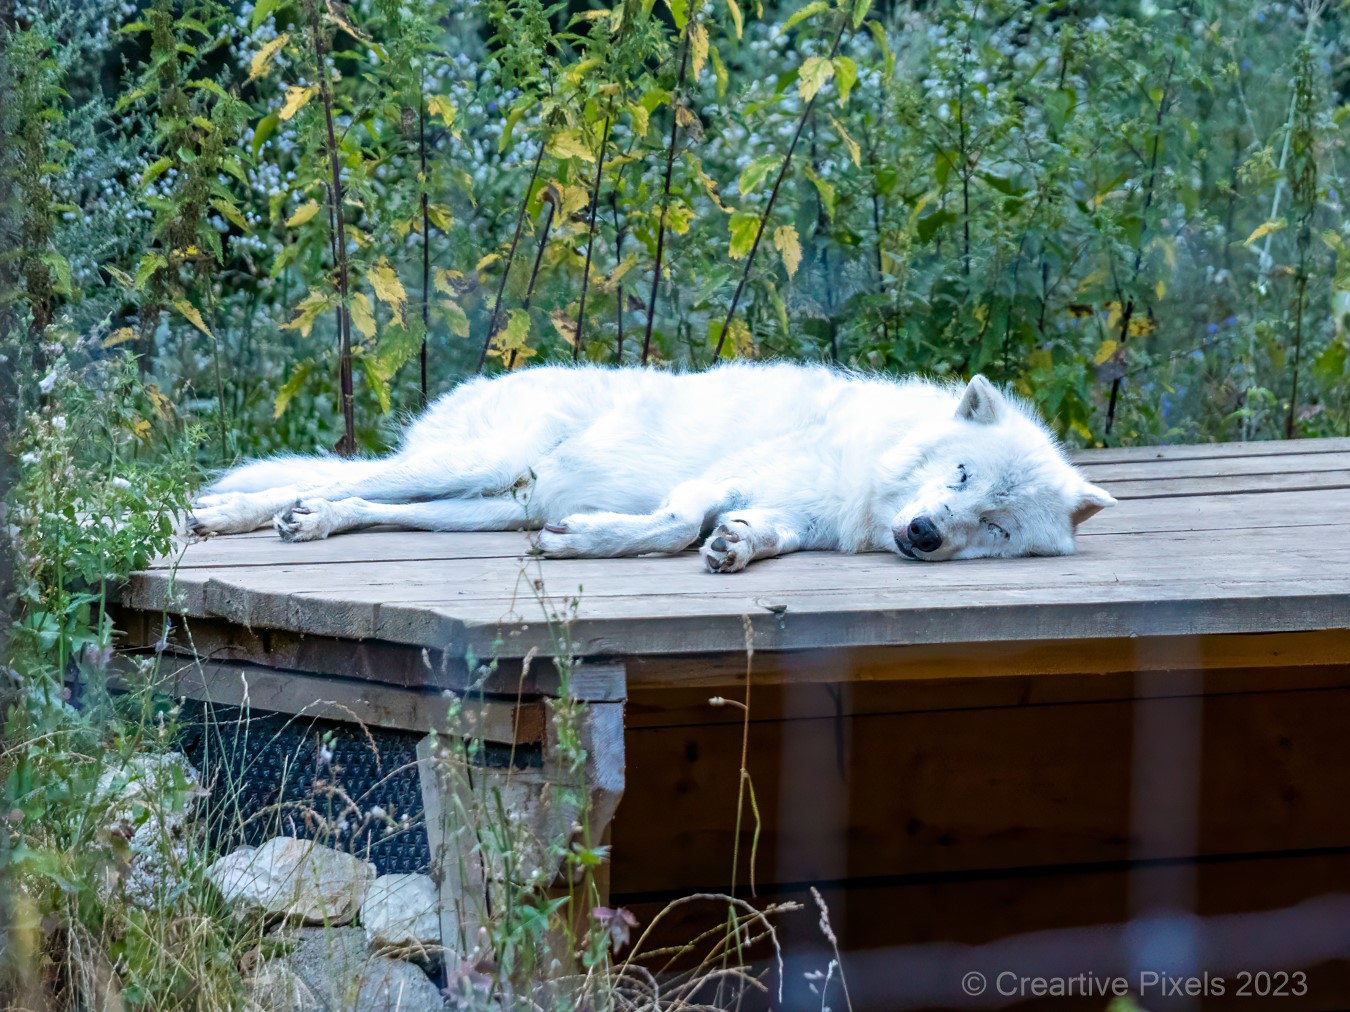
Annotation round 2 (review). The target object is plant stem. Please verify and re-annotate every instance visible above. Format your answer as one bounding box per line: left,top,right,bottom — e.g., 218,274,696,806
505,196,556,370
714,14,850,360
419,76,429,407
611,190,626,362
574,102,613,361
642,26,691,366
1104,50,1176,438
477,142,546,373
308,0,355,455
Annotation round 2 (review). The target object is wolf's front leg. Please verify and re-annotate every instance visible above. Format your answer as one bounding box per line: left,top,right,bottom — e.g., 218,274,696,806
701,509,812,573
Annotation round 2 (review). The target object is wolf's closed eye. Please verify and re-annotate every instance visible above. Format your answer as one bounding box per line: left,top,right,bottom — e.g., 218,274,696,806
948,464,969,490
985,519,1010,540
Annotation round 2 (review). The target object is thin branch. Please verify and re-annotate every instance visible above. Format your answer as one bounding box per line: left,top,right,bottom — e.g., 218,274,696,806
476,142,547,373
574,102,613,361
642,26,692,366
418,76,429,407
714,14,850,361
1104,48,1177,437
308,0,355,455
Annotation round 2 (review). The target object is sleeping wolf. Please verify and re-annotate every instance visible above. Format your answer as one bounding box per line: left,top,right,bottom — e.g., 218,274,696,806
189,363,1116,572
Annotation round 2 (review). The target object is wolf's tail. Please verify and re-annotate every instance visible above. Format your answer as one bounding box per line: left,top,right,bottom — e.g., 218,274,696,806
207,455,385,494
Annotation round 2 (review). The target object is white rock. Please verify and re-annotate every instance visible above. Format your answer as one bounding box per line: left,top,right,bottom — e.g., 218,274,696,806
95,751,204,836
207,837,375,925
245,961,323,1012
269,926,446,1011
361,873,440,953
95,751,205,909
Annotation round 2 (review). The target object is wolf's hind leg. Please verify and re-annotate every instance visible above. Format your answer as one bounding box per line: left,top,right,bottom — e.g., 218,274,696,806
701,508,813,573
535,480,738,559
273,496,531,542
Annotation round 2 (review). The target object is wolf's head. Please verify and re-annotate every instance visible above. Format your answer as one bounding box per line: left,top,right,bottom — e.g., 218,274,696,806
886,376,1116,562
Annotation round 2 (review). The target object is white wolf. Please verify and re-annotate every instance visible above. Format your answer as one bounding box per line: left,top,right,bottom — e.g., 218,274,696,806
189,363,1116,572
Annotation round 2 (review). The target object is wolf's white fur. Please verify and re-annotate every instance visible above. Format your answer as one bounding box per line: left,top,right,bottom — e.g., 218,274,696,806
189,363,1116,571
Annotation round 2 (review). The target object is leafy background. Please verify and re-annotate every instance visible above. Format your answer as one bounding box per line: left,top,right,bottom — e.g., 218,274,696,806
4,0,1349,466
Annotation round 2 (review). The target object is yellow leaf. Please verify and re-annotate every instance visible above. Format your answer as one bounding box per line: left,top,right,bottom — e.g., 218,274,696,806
146,384,174,421
689,22,709,80
131,417,152,441
551,308,579,347
440,298,469,337
103,327,137,348
725,0,743,39
797,56,834,102
773,224,802,279
426,203,454,232
248,33,290,83
324,0,369,41
279,85,317,122
172,298,214,339
349,291,376,339
489,308,534,364
1244,219,1285,246
432,268,463,297
368,257,407,326
828,114,860,167
1093,339,1119,366
1128,315,1157,338
1155,279,1166,300
281,291,332,337
286,199,321,227
475,252,501,272
547,130,595,162
427,95,456,125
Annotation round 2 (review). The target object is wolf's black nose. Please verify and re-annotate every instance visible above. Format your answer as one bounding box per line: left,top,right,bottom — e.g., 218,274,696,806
907,516,943,553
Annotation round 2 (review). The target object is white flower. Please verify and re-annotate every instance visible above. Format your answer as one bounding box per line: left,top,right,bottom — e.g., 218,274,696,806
38,370,58,394
52,416,67,432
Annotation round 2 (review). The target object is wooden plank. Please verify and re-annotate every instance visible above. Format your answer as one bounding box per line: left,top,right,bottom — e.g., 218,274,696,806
1073,435,1350,465
1104,469,1350,500
1079,450,1350,482
609,685,1350,893
148,530,536,570
624,645,1350,718
130,657,547,741
614,852,1350,1009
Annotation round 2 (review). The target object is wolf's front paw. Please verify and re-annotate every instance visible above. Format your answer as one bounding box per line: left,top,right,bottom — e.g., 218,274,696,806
274,498,338,542
535,520,585,558
188,495,262,536
701,520,752,573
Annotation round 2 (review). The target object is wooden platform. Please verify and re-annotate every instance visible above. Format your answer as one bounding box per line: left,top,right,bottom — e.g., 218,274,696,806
114,438,1350,1010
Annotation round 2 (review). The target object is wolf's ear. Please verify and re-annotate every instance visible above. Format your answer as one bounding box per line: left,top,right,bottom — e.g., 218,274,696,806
955,374,1006,425
1071,483,1117,527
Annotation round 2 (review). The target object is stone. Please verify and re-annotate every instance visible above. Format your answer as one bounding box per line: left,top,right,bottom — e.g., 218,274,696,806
95,751,205,909
361,873,440,954
244,961,322,1012
206,837,375,925
269,926,446,1011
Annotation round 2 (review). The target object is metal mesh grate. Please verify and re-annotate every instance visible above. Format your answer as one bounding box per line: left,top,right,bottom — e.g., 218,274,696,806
178,703,432,875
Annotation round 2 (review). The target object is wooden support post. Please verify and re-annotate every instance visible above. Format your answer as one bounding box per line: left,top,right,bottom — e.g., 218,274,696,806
417,666,626,973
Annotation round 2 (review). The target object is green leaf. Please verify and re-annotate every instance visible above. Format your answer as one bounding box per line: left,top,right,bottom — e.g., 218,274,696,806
135,251,166,291
851,0,873,27
833,55,857,106
738,155,781,196
252,0,284,30
210,198,250,232
139,156,173,191
783,0,829,31
252,113,279,157
273,360,313,419
916,207,957,245
666,0,689,30
40,251,71,296
803,166,836,218
728,210,761,259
